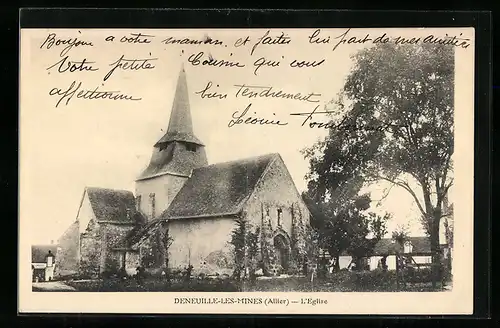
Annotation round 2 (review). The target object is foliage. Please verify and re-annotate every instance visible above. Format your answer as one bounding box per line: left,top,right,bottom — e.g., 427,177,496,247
352,269,400,291
230,216,246,280
66,276,241,292
139,223,174,270
303,191,389,270
290,204,307,270
183,264,194,282
369,213,389,240
247,226,260,281
391,224,410,246
229,216,260,281
78,259,100,279
260,209,276,276
443,201,454,248
101,257,120,279
64,271,442,293
78,248,101,279
404,266,435,283
140,245,157,268
160,223,174,269
303,43,454,286
304,225,320,268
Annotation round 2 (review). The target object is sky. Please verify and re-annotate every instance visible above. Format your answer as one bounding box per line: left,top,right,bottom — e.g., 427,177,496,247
19,28,461,245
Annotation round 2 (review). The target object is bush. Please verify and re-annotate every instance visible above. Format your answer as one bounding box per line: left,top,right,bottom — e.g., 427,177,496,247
183,265,194,282
327,269,398,291
405,267,433,283
353,269,398,291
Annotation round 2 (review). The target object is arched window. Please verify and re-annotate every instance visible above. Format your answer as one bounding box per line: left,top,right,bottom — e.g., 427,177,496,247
277,208,283,227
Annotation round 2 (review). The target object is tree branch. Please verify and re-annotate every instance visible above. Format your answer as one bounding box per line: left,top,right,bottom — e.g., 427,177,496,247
440,212,454,219
440,152,453,190
435,177,442,207
374,183,396,206
374,175,427,217
443,178,454,193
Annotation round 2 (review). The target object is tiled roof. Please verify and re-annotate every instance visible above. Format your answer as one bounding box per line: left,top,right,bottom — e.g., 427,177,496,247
154,66,204,147
32,245,58,263
161,153,279,220
117,218,165,249
136,141,207,180
372,237,435,255
86,187,146,224
155,131,204,147
137,67,206,181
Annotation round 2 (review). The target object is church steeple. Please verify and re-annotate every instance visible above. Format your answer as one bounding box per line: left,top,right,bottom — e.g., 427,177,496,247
154,65,204,147
136,65,208,182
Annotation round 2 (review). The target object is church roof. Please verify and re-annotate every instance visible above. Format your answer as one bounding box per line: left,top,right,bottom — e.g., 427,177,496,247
136,66,207,181
85,187,146,224
136,141,206,180
114,218,164,249
154,66,204,147
32,245,57,263
155,132,204,147
161,153,280,220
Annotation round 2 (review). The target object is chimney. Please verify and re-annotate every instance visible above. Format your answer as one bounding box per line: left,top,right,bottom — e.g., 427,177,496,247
50,240,54,245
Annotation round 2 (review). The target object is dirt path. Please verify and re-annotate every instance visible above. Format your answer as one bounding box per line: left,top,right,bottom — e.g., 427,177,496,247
32,281,76,292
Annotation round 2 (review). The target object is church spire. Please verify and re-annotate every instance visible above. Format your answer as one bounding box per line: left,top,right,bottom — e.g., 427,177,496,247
154,65,204,147
137,64,207,182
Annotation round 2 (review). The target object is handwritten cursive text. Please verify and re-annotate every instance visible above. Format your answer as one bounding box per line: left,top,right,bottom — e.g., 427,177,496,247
228,103,288,128
104,55,157,81
188,52,245,68
233,84,321,103
40,33,94,57
48,81,142,107
195,81,228,99
47,55,99,73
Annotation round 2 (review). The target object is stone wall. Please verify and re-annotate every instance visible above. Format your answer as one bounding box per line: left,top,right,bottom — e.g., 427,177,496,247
244,155,311,276
79,221,138,275
245,156,310,233
101,223,135,272
55,221,80,277
138,228,167,276
135,174,188,220
79,218,102,276
168,217,235,275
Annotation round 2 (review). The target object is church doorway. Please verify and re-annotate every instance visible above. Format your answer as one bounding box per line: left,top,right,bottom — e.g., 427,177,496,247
273,234,290,272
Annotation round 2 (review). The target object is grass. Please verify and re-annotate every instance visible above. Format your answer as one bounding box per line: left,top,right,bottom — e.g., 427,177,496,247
65,277,240,292
60,271,448,292
246,275,446,292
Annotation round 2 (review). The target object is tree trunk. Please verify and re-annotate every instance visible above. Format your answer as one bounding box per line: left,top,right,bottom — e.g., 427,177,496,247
334,255,340,272
430,216,441,288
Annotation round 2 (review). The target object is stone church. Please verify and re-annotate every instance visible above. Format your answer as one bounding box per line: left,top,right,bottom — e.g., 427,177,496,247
56,67,312,278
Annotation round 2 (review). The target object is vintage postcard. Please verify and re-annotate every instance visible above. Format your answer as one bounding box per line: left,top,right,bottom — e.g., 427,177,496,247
19,27,474,314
